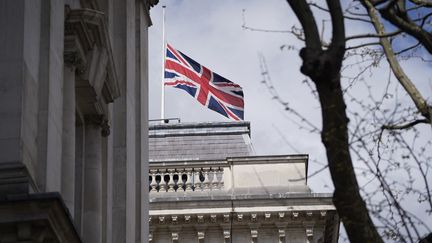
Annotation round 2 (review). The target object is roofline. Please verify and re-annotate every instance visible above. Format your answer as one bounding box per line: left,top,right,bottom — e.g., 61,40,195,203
149,121,250,130
149,154,309,166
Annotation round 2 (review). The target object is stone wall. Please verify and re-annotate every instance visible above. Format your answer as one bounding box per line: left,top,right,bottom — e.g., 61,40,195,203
0,0,152,242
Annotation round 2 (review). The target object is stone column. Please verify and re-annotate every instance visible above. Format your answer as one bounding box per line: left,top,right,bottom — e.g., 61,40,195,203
0,0,42,195
61,65,76,216
37,0,65,193
82,122,102,243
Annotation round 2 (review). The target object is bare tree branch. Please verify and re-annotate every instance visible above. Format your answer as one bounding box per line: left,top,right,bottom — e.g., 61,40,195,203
409,0,432,8
382,119,429,130
377,0,432,53
346,41,381,50
361,0,432,124
346,30,402,41
309,2,373,23
287,0,321,50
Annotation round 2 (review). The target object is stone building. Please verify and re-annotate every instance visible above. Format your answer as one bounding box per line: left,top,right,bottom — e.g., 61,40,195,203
149,121,340,243
0,0,155,242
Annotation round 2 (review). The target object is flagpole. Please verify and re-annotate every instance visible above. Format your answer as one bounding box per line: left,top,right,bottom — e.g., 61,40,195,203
160,5,166,123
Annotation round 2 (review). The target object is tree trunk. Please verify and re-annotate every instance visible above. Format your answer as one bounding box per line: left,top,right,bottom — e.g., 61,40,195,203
286,0,385,242
314,67,384,243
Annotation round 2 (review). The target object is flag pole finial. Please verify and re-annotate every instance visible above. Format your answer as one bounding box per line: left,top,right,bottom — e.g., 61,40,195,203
160,5,166,123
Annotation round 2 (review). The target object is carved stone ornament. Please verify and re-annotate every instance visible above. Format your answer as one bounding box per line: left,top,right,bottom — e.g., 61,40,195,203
278,229,286,239
278,212,285,220
149,232,153,242
251,213,257,222
64,7,120,136
197,231,205,240
223,229,230,239
184,215,191,223
306,227,314,238
171,216,178,225
223,214,230,223
84,114,110,137
171,232,179,241
251,229,258,239
65,7,120,103
197,215,204,223
237,213,243,222
320,211,327,217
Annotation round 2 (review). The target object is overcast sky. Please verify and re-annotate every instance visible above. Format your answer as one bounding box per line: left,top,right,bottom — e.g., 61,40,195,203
148,1,432,240
148,0,335,193
148,0,431,198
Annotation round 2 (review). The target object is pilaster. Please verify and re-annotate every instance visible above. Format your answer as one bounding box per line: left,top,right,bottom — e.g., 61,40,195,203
61,64,76,216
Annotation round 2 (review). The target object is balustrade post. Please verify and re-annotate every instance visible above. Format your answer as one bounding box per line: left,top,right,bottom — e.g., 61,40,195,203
149,166,226,192
217,168,224,189
185,168,193,192
202,167,211,191
177,169,184,192
194,169,202,191
211,168,219,189
150,170,157,192
167,169,175,192
159,170,167,192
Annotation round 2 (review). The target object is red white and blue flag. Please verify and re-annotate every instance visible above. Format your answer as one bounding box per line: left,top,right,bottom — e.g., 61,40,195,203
164,43,244,121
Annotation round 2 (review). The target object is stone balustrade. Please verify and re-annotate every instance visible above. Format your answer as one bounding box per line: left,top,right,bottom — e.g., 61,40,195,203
149,155,310,194
149,166,225,192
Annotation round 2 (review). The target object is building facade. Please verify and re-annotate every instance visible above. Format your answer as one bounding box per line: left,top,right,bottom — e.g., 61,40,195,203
149,121,340,243
0,0,155,242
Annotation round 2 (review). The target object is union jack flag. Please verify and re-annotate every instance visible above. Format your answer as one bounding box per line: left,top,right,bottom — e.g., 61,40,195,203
164,43,244,120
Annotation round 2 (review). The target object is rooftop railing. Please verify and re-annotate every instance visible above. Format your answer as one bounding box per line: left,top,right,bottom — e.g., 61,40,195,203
149,155,309,194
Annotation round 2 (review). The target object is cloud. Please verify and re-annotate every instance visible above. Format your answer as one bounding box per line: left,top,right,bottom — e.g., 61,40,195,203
148,0,432,207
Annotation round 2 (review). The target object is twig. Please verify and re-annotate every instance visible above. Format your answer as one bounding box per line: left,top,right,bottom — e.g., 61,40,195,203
382,119,429,130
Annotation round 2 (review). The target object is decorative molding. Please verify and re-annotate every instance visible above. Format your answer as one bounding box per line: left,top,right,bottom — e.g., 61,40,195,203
171,216,178,225
0,193,81,242
150,210,331,226
223,229,231,239
237,213,243,222
184,215,191,223
197,215,204,223
0,162,36,195
84,114,110,137
278,212,285,220
320,211,327,217
264,212,271,220
64,7,120,137
251,213,257,222
64,7,119,103
306,227,314,241
278,229,286,241
171,232,179,242
64,34,87,70
197,231,205,240
223,214,230,223
250,229,258,242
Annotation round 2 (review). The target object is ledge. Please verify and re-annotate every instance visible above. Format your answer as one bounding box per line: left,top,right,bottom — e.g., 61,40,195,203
0,192,81,242
150,191,333,203
149,121,251,137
